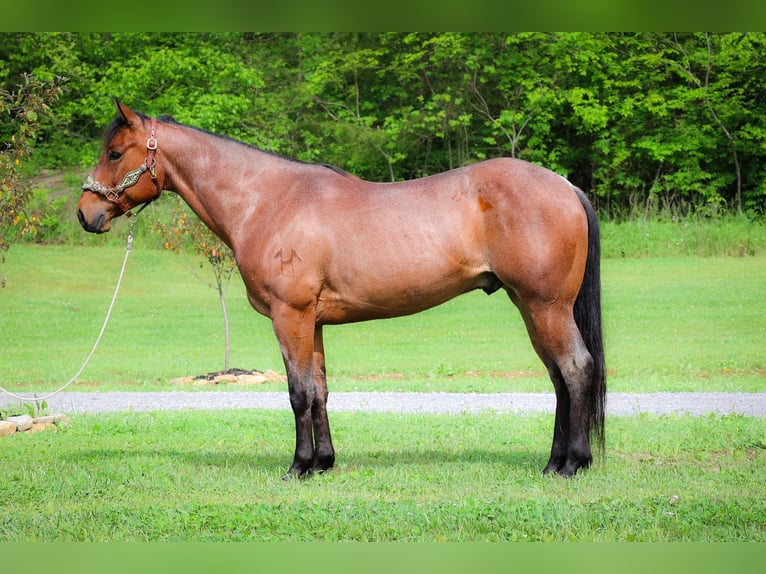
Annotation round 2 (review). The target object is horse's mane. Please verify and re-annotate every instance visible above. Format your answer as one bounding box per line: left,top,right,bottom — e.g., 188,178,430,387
104,110,348,177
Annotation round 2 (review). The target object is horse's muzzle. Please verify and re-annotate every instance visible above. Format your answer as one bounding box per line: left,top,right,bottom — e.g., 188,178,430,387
77,208,108,234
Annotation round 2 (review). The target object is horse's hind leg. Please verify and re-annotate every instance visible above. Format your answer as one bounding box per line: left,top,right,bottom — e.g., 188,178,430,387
542,364,571,474
509,292,594,476
537,304,595,476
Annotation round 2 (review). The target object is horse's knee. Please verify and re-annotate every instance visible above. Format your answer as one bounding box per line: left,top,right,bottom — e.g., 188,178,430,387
288,379,316,413
558,345,594,397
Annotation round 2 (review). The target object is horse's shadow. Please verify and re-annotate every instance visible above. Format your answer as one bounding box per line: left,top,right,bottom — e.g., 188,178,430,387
341,446,543,471
65,445,546,479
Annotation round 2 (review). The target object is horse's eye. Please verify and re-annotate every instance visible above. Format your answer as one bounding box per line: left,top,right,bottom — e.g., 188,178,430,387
108,150,122,161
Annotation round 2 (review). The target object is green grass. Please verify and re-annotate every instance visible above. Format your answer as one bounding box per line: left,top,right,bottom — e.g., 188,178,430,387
601,216,766,258
2,234,765,543
1,243,765,394
1,409,764,541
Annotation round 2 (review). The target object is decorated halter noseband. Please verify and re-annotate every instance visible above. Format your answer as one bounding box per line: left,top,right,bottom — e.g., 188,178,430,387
82,117,159,217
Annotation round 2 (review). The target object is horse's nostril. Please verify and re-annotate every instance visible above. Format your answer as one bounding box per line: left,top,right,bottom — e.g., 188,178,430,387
77,209,106,233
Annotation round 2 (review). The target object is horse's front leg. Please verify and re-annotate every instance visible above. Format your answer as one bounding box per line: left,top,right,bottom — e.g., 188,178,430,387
271,303,319,479
311,326,335,473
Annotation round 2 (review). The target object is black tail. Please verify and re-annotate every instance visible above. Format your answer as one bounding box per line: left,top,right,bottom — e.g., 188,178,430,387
572,187,606,455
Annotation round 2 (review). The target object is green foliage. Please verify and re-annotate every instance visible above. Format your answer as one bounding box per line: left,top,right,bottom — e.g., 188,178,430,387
0,399,47,421
0,73,65,285
3,33,766,217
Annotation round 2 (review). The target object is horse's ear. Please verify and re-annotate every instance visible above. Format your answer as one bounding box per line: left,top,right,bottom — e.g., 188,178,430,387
114,98,140,127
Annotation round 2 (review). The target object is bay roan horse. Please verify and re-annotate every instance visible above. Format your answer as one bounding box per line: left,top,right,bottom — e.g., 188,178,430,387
78,100,606,478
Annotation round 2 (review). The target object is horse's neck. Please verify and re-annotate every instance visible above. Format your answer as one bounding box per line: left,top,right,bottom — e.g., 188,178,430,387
162,128,268,249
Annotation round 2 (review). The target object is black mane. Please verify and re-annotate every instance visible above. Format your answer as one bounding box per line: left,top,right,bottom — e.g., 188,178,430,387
103,110,348,176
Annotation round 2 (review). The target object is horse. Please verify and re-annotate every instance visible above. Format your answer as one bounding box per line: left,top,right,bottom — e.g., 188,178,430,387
77,100,606,478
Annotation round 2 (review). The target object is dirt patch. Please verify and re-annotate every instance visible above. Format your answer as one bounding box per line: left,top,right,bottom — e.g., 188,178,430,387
695,368,766,379
170,368,286,386
460,370,545,379
323,370,547,382
31,168,87,192
355,370,546,380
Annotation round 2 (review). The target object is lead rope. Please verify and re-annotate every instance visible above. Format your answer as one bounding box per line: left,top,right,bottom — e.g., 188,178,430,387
0,215,138,404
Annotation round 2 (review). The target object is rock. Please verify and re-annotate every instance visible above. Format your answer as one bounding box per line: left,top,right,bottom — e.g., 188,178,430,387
33,413,70,426
55,413,71,425
0,420,16,436
6,414,33,432
32,415,55,424
0,413,68,437
28,422,56,434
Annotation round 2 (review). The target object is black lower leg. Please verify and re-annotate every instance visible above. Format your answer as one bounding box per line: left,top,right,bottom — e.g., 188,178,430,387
543,368,570,475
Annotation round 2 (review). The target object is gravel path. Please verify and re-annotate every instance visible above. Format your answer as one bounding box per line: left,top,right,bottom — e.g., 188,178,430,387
33,391,766,417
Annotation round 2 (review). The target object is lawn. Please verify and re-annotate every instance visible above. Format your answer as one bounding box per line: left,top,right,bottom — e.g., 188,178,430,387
1,242,765,544
1,409,764,541
0,243,764,393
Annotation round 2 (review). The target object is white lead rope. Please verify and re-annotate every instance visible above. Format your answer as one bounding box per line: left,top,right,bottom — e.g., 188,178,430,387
0,217,136,404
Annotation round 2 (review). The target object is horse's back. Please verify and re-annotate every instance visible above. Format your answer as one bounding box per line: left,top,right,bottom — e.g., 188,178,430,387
306,158,588,322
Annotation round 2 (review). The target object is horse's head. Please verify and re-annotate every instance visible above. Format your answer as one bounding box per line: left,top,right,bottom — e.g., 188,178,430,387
77,99,162,233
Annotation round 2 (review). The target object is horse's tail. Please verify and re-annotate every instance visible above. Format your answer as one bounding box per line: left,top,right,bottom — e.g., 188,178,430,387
572,186,606,456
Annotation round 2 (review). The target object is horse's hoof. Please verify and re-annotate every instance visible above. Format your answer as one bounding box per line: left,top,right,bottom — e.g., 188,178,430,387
557,466,578,478
557,458,590,477
282,464,313,481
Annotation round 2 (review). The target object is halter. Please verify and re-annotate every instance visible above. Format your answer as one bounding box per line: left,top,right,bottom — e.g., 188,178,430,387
82,117,160,217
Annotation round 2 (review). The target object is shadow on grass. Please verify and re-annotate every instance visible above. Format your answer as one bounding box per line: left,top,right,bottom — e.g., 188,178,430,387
344,446,545,471
64,445,548,477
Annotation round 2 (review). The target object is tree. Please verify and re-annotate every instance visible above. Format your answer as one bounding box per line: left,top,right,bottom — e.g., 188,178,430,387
666,32,766,214
2,32,765,219
152,198,239,371
0,73,65,287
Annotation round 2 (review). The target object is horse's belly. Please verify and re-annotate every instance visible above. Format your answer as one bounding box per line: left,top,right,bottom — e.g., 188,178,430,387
314,207,490,324
316,266,487,324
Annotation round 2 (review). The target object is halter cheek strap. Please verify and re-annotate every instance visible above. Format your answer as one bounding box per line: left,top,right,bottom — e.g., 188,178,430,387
145,118,158,175
82,117,159,217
